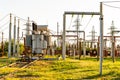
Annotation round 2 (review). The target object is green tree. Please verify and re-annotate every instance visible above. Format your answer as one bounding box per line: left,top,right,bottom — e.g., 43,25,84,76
3,40,24,56
4,41,8,56
19,43,24,54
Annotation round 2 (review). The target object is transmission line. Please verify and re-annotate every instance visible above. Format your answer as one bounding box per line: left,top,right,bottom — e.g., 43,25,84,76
68,15,74,29
80,14,84,24
83,15,93,30
0,14,9,22
103,3,120,9
0,20,9,29
12,13,33,23
0,25,9,32
102,1,120,3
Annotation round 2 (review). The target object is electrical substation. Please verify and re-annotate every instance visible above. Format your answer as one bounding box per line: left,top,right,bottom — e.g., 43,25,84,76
0,1,120,77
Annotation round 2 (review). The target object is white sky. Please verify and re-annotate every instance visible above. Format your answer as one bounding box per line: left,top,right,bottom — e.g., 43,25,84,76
0,0,120,43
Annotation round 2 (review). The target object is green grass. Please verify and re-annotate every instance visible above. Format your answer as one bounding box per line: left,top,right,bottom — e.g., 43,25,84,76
0,57,17,67
1,57,120,80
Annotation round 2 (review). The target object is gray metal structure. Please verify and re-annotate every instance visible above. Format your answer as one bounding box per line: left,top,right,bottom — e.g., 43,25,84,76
32,34,47,54
13,17,16,56
17,19,20,56
66,30,86,57
26,35,32,48
8,13,12,58
62,2,103,75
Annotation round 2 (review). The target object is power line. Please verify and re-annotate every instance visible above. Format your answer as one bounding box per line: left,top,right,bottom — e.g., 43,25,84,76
0,20,9,29
68,14,83,30
0,25,9,32
102,1,120,3
49,29,57,34
103,3,120,9
15,15,27,22
80,14,84,23
0,14,9,22
12,13,33,22
83,15,93,30
68,15,74,29
0,20,9,32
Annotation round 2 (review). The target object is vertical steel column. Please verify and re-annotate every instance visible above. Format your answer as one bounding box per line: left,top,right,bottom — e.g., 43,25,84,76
112,33,115,62
13,17,16,56
8,13,12,58
100,2,103,76
76,16,80,59
83,31,86,57
26,17,30,35
17,19,20,57
62,14,66,60
97,42,99,61
57,22,59,47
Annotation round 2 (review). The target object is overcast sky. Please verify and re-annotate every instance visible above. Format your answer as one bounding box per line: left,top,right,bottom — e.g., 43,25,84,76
0,0,120,41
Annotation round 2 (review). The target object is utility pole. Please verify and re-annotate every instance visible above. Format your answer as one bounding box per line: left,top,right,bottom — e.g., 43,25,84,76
107,21,116,62
8,13,12,58
17,19,20,57
26,17,30,35
13,17,16,56
63,11,100,60
108,21,116,57
74,15,81,59
100,2,104,76
111,21,115,62
83,31,86,57
57,22,59,47
112,32,115,62
88,26,97,48
62,14,66,60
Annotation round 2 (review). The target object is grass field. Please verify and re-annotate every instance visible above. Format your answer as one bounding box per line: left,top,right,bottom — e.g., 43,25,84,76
0,57,17,67
1,56,120,80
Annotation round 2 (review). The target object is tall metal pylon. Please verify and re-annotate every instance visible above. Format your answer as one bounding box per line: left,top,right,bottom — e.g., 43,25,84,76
17,19,20,57
108,21,116,58
108,21,116,62
26,17,31,35
88,26,97,48
108,21,116,36
8,13,12,58
13,17,16,56
73,15,82,59
57,22,60,47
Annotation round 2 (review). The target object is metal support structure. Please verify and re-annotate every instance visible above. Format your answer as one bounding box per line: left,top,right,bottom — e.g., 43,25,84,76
88,26,97,48
112,31,115,62
13,17,16,56
62,3,103,76
83,31,86,57
112,36,115,62
17,19,20,57
112,30,120,62
97,42,99,61
79,41,82,59
64,12,100,15
74,15,80,59
66,30,86,57
62,14,66,60
8,13,12,58
51,35,78,37
26,17,30,35
109,21,116,57
62,11,100,60
57,22,59,47
100,2,103,76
